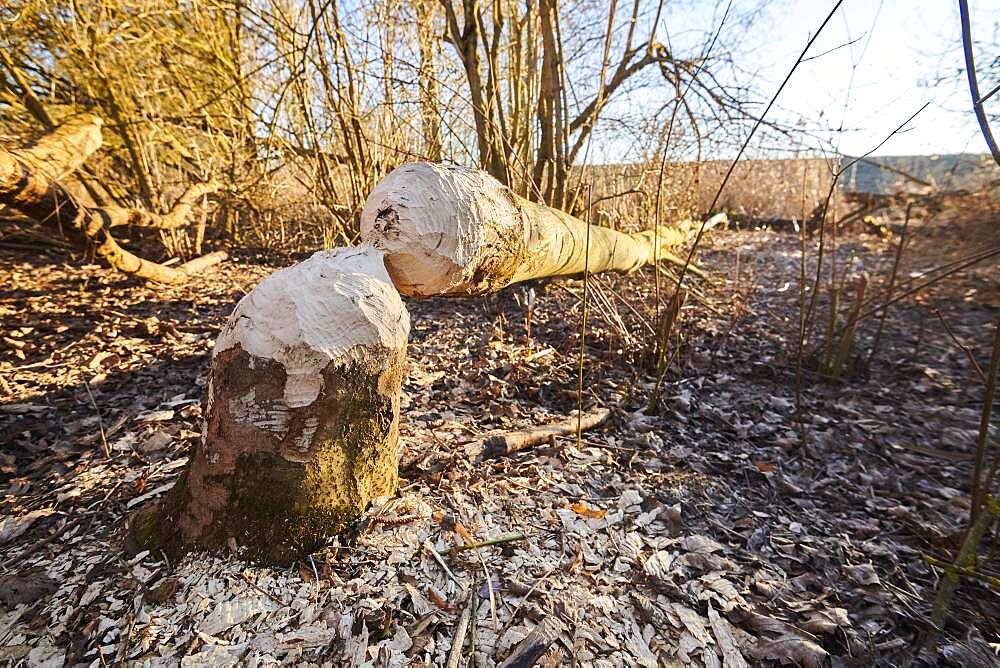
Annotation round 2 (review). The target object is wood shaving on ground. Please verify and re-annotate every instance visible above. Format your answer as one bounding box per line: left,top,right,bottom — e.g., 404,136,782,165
2,217,999,665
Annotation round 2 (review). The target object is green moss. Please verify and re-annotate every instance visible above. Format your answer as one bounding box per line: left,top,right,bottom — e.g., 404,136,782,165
124,486,184,559
226,451,360,563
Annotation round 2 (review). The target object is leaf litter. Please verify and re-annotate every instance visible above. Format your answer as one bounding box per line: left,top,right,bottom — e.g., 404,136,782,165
2,217,1000,666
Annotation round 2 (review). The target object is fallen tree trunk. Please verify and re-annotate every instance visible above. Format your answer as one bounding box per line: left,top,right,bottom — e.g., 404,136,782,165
0,114,104,243
12,112,105,181
128,246,410,563
0,114,224,283
361,161,725,296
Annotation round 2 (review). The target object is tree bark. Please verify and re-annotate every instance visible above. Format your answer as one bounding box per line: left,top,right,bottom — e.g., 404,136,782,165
102,180,221,229
440,0,509,185
0,114,104,244
360,161,725,297
128,246,410,563
532,0,566,207
498,617,565,668
13,113,105,180
476,408,611,459
415,0,443,162
0,114,224,283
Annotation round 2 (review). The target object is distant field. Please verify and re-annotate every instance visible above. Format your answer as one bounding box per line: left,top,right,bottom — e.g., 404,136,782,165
577,154,998,223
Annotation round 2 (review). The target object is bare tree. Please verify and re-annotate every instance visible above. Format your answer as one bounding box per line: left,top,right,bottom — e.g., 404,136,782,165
436,0,745,210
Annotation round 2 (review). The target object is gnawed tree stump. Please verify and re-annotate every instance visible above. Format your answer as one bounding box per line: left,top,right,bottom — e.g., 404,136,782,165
360,161,725,296
0,114,225,283
128,246,410,563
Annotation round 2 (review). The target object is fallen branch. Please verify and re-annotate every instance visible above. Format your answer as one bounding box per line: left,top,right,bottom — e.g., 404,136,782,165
12,113,104,180
175,250,228,275
475,408,612,459
104,180,222,230
498,617,565,668
446,596,474,668
0,114,223,283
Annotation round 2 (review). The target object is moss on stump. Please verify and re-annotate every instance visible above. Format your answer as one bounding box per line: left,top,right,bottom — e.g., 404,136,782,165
128,343,406,564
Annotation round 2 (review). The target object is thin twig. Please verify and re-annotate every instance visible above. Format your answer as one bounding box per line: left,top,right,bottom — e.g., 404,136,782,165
934,309,986,383
651,0,732,313
577,185,592,447
238,572,286,608
929,495,1000,637
424,540,463,586
868,203,911,364
84,380,111,459
925,554,1000,589
971,321,1000,523
499,565,559,637
446,594,474,668
857,246,1000,322
439,533,526,556
672,0,846,301
656,266,723,316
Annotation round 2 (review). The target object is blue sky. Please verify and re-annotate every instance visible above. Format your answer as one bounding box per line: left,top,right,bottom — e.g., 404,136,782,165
753,0,997,157
619,0,999,159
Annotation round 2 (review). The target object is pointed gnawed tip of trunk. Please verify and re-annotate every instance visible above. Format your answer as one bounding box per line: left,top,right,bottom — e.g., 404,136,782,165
360,161,530,296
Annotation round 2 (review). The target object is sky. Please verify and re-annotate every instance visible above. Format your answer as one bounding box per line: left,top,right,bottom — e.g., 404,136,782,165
645,0,999,159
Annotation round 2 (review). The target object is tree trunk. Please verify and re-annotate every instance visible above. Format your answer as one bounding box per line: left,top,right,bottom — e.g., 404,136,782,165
441,0,509,185
415,0,443,162
360,161,725,297
13,112,105,180
128,246,410,563
0,114,224,283
532,0,564,207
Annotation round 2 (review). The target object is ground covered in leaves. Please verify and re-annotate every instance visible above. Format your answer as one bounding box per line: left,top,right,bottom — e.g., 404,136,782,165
1,210,999,666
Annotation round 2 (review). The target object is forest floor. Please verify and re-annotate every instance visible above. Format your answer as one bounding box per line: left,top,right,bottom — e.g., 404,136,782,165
1,204,999,667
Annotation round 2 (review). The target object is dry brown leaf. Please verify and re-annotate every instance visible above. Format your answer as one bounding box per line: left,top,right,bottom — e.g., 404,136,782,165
570,501,606,519
0,572,58,609
140,428,173,454
87,350,121,370
454,522,474,544
681,534,724,553
672,603,713,647
565,546,584,573
843,563,880,586
0,509,55,544
145,578,180,604
801,608,850,635
708,604,750,668
427,587,450,610
749,636,829,668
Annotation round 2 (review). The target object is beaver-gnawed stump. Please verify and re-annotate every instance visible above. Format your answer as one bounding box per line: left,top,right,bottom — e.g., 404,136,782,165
127,246,409,564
